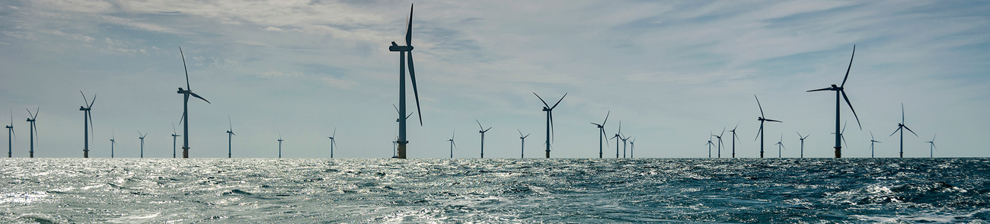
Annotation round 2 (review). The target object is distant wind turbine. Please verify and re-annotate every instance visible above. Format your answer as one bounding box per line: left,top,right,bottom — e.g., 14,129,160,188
518,129,530,158
79,91,96,158
227,117,235,158
705,131,715,158
713,128,725,158
6,109,14,158
832,122,849,151
754,95,782,158
25,108,39,158
590,111,610,158
327,128,336,158
869,131,881,158
176,47,211,158
278,132,284,159
611,121,624,158
889,103,917,158
110,131,115,158
389,4,424,159
729,123,740,158
476,120,491,158
621,134,631,158
137,131,148,158
775,134,786,158
926,134,936,158
447,131,456,158
629,137,635,158
807,45,862,158
796,132,809,158
171,123,180,158
534,92,566,158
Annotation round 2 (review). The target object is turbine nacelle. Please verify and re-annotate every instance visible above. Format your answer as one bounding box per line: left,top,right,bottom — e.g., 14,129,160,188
389,45,414,51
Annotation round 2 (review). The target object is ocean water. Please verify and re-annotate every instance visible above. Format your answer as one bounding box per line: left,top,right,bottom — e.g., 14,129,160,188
1,158,988,223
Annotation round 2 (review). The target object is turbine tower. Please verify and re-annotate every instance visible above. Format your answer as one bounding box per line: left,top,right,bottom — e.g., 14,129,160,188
621,135,631,158
476,120,491,158
926,134,936,158
796,132,809,158
629,137,635,158
137,131,148,158
110,131,115,158
611,121,623,158
534,92,566,158
869,131,881,158
518,129,530,158
388,4,424,159
79,91,96,158
227,117,235,158
889,103,917,158
775,134,786,158
447,131,456,158
590,111,609,158
171,123,180,158
6,109,14,158
713,128,725,158
278,133,283,159
729,123,740,158
176,47,211,158
25,108,39,158
754,95,782,158
807,45,862,158
327,128,336,158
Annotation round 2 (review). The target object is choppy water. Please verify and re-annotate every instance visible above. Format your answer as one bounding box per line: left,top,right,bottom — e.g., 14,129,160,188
1,158,989,223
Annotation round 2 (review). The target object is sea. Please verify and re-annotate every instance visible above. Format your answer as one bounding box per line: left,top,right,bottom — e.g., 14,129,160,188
1,158,988,223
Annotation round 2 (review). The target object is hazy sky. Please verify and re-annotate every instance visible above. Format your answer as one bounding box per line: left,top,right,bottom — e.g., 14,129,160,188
1,0,987,159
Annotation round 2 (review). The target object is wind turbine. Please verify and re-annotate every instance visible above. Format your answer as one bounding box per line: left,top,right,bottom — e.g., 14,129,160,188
327,128,336,158
729,123,740,158
807,45,862,158
775,134,786,158
227,117,234,158
611,121,622,158
754,95,782,158
110,131,115,158
713,128,725,158
869,131,881,158
629,137,635,158
25,108,39,158
6,109,14,158
476,120,491,158
534,92,566,158
171,123,180,158
176,47,211,158
447,131,456,158
621,135,631,158
137,131,148,158
926,134,936,158
889,103,917,158
832,122,849,151
388,4,424,159
79,91,96,158
590,111,609,158
705,131,715,158
278,132,283,159
518,129,530,158
796,132,809,158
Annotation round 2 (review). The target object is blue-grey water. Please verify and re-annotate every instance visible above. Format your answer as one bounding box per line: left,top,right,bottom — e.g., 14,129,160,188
1,158,988,223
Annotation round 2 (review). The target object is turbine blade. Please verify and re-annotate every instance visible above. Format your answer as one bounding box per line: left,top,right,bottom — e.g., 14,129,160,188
806,87,833,92
549,112,555,143
405,3,413,46
533,92,549,107
602,110,609,125
550,93,566,110
189,92,211,104
903,125,918,137
333,127,336,138
841,45,855,87
407,51,423,126
755,124,763,141
89,94,97,108
228,116,232,132
80,91,89,105
484,127,492,132
902,103,905,124
754,95,765,117
766,119,782,123
890,127,901,137
518,129,523,137
180,47,191,90
476,120,483,130
841,90,862,130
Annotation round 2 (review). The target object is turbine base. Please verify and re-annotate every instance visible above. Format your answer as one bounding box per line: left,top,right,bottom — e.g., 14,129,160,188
397,143,407,159
834,147,842,158
183,147,189,158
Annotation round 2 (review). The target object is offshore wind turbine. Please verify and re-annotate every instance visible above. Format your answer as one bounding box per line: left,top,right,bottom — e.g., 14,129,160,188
889,104,917,158
590,111,609,158
518,129,530,158
832,122,849,150
227,117,235,158
171,123,180,158
713,128,725,158
629,137,635,158
621,134,631,158
807,45,862,158
729,123,740,158
611,121,623,158
6,109,14,158
869,131,881,158
25,108,39,158
176,47,211,158
775,134,786,158
109,131,115,158
278,132,283,159
79,91,96,158
705,132,715,158
389,4,424,159
327,128,339,158
796,132,809,158
926,134,936,158
476,120,491,158
447,131,456,158
754,95,782,158
534,92,566,158
137,131,148,158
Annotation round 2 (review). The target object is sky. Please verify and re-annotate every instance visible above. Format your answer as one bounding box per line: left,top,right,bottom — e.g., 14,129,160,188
0,0,988,159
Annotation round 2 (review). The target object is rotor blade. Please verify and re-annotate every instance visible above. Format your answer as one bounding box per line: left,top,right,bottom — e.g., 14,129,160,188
549,112,555,143
755,125,763,141
332,128,336,138
228,116,232,132
903,125,918,137
602,129,609,145
841,121,847,134
533,92,549,107
89,94,97,108
476,120,483,130
80,91,89,105
180,47,191,90
932,133,936,141
407,51,423,126
806,87,833,92
550,93,567,110
890,127,901,137
484,127,492,132
405,3,413,46
602,110,609,125
841,45,855,87
754,95,764,117
765,119,782,123
870,131,875,140
720,127,725,137
393,104,399,115
518,129,523,137
901,103,905,124
524,133,530,138
179,113,185,125
841,90,862,130
88,112,94,140
189,92,211,104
